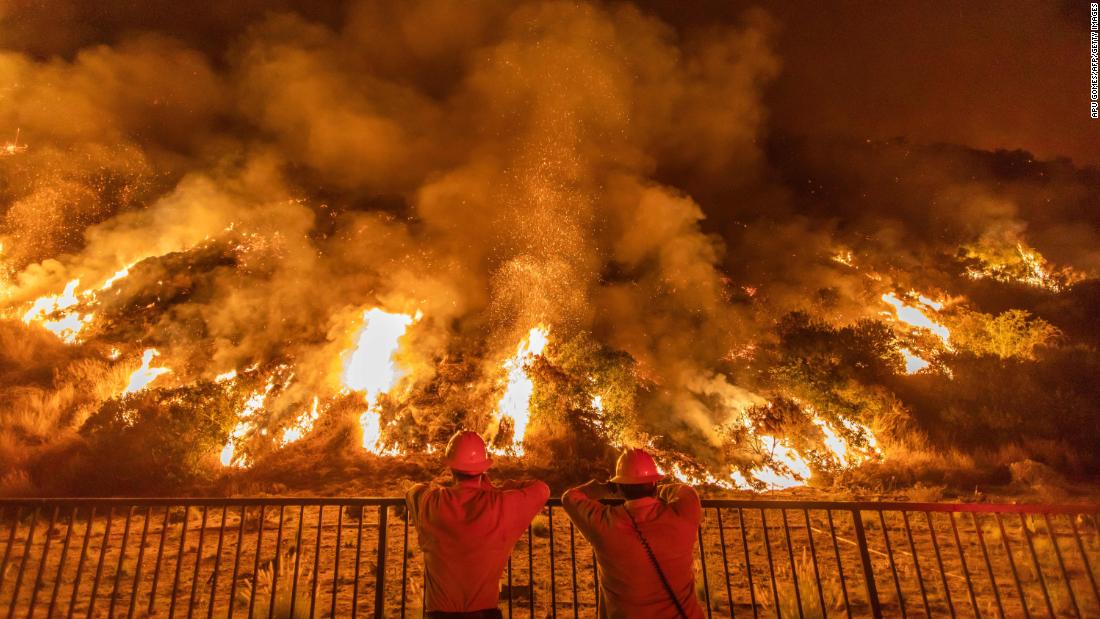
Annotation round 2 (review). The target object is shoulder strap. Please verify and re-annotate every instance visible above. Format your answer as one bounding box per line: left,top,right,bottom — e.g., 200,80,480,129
624,507,690,619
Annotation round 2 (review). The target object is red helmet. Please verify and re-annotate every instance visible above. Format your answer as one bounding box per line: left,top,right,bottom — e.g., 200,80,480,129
443,430,492,474
609,448,664,484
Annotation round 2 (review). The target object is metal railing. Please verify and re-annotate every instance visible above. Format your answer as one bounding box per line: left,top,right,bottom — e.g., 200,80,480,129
0,497,1097,617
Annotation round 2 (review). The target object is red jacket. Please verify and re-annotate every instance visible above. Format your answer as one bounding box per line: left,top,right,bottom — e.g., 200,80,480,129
563,482,705,619
407,476,550,612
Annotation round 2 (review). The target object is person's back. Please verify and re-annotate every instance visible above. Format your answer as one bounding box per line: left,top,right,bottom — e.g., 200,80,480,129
406,431,549,617
562,449,705,619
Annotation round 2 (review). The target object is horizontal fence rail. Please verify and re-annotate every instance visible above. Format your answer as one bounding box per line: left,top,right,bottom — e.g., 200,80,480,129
0,498,1097,618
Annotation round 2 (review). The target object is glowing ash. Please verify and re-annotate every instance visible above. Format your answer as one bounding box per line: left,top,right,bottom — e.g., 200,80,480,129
1,129,27,156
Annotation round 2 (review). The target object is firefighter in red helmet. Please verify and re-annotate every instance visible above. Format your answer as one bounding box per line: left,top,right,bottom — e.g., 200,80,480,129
562,448,705,619
406,430,550,618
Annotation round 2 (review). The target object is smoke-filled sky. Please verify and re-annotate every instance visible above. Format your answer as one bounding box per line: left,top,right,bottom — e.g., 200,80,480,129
2,0,1099,491
5,0,1096,165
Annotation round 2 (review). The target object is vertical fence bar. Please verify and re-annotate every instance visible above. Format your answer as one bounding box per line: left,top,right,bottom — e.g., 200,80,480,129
779,509,804,619
802,509,826,619
351,506,363,618
715,508,735,618
28,505,60,615
289,506,305,619
1069,515,1100,610
400,511,409,619
851,509,882,619
569,521,578,619
738,508,758,619
269,505,285,619
877,510,906,618
187,506,210,619
826,510,852,619
227,505,247,619
1043,513,1081,618
947,512,979,617
900,511,931,617
108,506,135,618
698,525,713,619
47,507,77,618
971,512,1009,618
9,507,40,619
1018,514,1055,618
528,524,535,617
923,511,955,618
208,505,229,619
759,509,780,619
309,506,323,619
149,506,172,615
169,505,191,619
331,506,343,619
374,505,389,618
0,506,19,592
592,549,599,609
548,508,557,619
86,506,114,618
69,506,97,617
993,513,1030,618
127,506,153,619
246,505,265,619
0,507,8,582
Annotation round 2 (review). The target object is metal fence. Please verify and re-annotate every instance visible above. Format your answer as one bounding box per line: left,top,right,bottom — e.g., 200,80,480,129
0,497,1097,618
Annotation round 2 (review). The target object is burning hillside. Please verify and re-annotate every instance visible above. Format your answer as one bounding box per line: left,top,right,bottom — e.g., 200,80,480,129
1,0,1099,497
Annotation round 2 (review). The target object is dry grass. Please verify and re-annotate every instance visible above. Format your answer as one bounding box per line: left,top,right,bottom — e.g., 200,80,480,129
753,549,845,619
237,550,314,619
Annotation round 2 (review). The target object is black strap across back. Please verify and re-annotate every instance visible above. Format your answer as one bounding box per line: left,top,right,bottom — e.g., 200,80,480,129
624,507,690,619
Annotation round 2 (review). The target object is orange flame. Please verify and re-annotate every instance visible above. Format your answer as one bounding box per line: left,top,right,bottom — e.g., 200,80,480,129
341,308,419,453
494,325,549,455
121,349,171,395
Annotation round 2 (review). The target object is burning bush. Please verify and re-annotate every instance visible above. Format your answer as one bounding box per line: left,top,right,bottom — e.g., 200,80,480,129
76,382,240,494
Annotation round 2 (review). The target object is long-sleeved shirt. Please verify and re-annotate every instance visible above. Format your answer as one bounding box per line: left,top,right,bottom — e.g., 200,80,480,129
562,482,705,619
406,476,550,612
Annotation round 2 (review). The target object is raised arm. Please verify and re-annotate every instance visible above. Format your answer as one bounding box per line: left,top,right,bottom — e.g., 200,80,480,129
405,482,429,525
500,479,551,538
561,480,613,538
658,483,701,522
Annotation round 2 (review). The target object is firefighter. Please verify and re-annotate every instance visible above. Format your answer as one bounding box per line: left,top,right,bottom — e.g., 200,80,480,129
406,430,550,619
562,448,705,619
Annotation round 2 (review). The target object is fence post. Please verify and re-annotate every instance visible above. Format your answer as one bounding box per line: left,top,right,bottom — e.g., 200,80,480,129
851,510,882,618
374,505,389,617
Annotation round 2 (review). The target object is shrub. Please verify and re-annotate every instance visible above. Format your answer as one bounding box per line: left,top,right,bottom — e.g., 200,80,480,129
79,382,239,494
